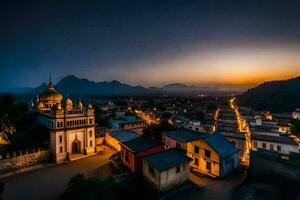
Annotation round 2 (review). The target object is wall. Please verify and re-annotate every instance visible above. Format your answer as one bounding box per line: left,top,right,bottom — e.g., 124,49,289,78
0,149,49,171
187,140,220,177
221,153,239,178
120,144,165,172
252,139,299,155
95,137,104,146
105,134,121,151
120,146,135,172
143,160,189,191
163,135,187,151
135,145,165,172
225,136,247,164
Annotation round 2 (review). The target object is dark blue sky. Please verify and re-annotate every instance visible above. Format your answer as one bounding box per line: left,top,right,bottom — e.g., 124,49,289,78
1,0,300,90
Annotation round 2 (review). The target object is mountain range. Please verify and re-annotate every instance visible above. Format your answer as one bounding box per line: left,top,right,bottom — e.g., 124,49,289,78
9,75,234,95
237,76,300,112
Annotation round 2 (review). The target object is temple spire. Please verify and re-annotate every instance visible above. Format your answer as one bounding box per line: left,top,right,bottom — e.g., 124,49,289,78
49,74,52,85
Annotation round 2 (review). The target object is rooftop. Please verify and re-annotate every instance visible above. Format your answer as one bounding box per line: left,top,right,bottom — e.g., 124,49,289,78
252,133,298,145
221,132,246,140
163,129,206,143
144,149,192,172
108,129,140,142
204,133,239,158
121,136,163,153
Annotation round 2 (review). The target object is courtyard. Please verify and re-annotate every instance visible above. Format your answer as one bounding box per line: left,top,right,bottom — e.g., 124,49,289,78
0,147,116,200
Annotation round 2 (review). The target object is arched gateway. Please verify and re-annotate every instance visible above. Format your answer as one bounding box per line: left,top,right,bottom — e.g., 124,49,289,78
72,139,81,154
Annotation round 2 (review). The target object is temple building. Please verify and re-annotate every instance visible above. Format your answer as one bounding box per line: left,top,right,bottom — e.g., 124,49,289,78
33,79,96,163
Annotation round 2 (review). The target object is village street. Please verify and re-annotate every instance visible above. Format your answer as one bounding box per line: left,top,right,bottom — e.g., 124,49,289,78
0,147,116,200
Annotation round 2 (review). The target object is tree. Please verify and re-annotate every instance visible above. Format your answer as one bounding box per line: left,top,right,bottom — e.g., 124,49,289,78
143,120,175,140
195,112,204,121
60,174,116,200
291,119,300,136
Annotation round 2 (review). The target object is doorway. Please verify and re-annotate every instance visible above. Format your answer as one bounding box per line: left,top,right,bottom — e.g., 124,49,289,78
72,139,81,154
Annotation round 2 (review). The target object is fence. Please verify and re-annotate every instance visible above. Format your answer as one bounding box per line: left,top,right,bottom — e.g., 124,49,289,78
0,148,49,171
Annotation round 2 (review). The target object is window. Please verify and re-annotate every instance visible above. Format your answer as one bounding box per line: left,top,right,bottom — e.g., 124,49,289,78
194,146,200,154
262,143,267,149
149,165,154,176
253,141,258,149
277,145,281,152
89,119,93,124
194,158,199,166
60,146,63,153
57,122,60,128
270,144,274,151
206,161,211,171
176,142,181,149
205,149,211,158
90,140,92,147
90,131,93,137
176,166,181,173
59,136,63,143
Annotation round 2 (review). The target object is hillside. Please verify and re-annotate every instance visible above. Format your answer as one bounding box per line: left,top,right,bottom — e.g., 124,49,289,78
237,77,300,112
30,75,149,96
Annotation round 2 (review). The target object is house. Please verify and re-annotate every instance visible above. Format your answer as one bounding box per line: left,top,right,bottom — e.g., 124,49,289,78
187,133,239,178
120,136,165,172
162,129,206,151
111,116,146,134
143,149,192,191
105,129,140,151
293,108,300,120
221,132,248,165
251,133,299,155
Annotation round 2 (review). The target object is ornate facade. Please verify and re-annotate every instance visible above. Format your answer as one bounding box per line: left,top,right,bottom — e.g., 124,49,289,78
34,79,96,163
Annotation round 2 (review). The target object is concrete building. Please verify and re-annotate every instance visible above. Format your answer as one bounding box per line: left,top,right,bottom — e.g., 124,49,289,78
34,79,96,163
187,133,239,178
184,120,206,132
293,108,300,120
162,129,206,151
221,132,248,165
111,116,146,134
251,133,299,155
120,136,164,172
105,129,139,151
143,149,192,191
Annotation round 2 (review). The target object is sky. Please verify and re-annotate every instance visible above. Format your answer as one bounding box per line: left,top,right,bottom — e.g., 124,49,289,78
1,0,300,90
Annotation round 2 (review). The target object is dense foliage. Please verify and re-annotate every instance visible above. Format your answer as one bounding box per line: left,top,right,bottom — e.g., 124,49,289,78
143,120,175,140
237,77,300,112
60,174,157,200
0,94,28,133
291,119,300,136
0,94,49,151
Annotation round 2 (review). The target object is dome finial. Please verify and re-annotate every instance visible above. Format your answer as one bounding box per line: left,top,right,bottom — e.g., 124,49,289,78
49,74,52,85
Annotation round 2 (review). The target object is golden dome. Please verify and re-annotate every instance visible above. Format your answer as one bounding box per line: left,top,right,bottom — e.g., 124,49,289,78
39,81,63,102
65,98,73,109
77,99,83,109
38,101,44,109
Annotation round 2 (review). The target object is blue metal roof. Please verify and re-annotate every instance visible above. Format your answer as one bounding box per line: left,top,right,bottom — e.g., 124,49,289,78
144,149,192,171
204,133,239,158
163,129,206,143
109,130,140,142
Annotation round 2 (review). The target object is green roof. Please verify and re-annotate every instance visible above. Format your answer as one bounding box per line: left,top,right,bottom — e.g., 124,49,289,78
121,136,163,153
143,149,192,171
